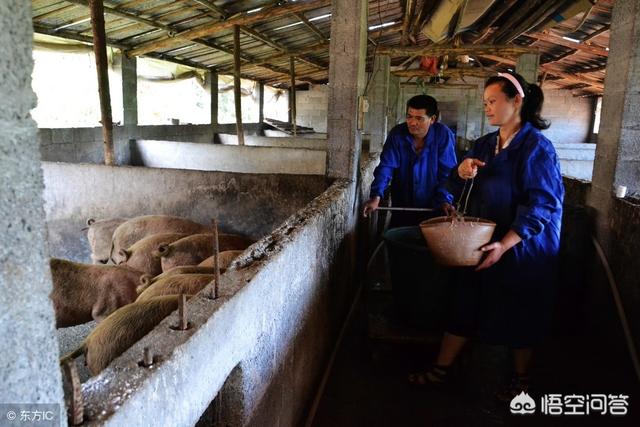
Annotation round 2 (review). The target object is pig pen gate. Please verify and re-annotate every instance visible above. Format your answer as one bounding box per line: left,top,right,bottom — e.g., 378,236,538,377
3,0,640,426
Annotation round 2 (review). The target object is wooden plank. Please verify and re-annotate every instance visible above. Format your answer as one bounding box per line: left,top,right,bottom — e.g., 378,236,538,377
259,81,264,123
89,0,115,166
233,25,245,146
127,0,331,57
290,56,297,136
210,70,218,126
401,0,415,46
377,44,538,57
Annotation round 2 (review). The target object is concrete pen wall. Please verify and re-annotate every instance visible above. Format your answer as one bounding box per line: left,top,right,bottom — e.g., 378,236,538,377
130,139,327,175
42,162,330,263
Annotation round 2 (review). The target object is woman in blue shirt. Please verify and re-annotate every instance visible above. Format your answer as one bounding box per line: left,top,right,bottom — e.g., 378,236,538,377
363,95,458,227
409,72,564,401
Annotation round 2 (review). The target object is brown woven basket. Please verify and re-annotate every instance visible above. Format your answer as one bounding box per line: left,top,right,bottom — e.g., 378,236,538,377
419,216,496,267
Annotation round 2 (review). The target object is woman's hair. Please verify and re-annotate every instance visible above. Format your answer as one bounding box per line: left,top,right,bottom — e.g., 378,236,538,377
407,94,439,120
485,72,550,130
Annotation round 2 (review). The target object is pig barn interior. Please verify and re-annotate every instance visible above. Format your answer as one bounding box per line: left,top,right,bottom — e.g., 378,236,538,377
1,0,640,426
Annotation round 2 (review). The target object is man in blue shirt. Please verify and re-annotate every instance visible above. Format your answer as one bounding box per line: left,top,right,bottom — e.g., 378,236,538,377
363,95,458,227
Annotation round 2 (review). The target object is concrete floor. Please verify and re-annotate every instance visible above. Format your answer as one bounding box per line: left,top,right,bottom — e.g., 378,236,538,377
311,286,640,427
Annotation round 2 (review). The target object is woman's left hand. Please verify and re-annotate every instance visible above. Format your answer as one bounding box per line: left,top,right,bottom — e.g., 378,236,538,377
476,241,507,271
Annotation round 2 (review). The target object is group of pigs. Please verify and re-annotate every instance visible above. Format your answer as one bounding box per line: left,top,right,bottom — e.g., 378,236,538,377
54,215,254,376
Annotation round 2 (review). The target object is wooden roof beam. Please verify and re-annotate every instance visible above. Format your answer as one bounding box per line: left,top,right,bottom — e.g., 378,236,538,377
583,24,610,42
377,44,538,57
528,31,609,57
127,0,331,57
392,68,495,79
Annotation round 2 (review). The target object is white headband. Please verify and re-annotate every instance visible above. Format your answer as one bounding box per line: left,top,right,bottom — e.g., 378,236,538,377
498,72,525,98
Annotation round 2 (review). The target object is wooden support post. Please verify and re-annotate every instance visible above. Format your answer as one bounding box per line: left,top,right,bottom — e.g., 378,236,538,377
233,25,245,145
63,360,84,425
259,81,265,124
213,219,220,298
290,56,297,136
210,70,218,128
178,294,188,330
89,0,115,165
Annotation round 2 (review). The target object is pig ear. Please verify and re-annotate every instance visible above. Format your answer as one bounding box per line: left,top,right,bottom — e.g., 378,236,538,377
81,218,95,232
118,249,130,262
139,274,153,288
154,244,172,258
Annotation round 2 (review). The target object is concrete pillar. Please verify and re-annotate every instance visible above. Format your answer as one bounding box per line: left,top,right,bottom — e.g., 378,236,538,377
516,53,540,84
589,0,640,231
210,70,218,127
122,54,138,126
366,55,391,153
258,81,264,123
326,0,369,180
0,0,65,420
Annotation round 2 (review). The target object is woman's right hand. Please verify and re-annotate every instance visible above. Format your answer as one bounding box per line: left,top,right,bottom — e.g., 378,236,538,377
458,158,486,180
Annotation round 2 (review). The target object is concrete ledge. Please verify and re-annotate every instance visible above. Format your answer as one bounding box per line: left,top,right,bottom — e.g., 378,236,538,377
559,159,594,181
131,139,327,175
217,133,327,150
264,129,328,139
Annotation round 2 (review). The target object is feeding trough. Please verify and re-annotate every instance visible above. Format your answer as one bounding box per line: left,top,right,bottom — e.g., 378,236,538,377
419,216,496,267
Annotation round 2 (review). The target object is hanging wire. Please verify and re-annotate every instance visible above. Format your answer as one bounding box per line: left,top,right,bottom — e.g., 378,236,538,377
455,177,475,217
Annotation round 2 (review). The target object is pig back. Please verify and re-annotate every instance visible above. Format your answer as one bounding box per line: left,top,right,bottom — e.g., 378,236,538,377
111,215,209,263
136,274,214,302
83,295,184,375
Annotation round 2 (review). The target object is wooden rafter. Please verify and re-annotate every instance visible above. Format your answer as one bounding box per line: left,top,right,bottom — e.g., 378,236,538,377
479,54,604,90
292,11,327,42
528,31,609,57
189,0,226,18
239,25,327,70
127,0,331,57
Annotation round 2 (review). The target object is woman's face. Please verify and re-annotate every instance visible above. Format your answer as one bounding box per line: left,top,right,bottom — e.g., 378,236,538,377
483,83,522,127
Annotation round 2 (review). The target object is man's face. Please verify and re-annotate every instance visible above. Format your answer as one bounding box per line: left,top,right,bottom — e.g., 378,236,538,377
406,107,435,139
